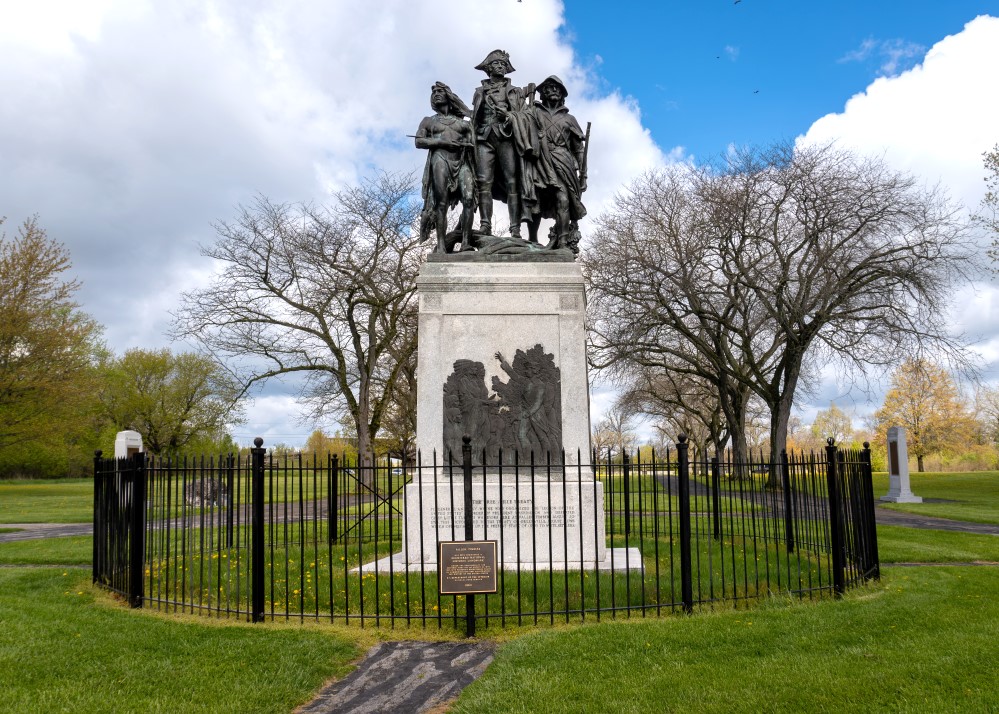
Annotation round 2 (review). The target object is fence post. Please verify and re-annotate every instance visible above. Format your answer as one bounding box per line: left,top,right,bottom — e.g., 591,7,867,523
225,453,235,548
93,450,103,584
128,451,146,609
328,454,339,544
824,438,846,597
461,435,475,638
711,455,721,541
251,437,266,623
677,435,693,614
623,452,631,536
781,450,795,554
861,442,880,581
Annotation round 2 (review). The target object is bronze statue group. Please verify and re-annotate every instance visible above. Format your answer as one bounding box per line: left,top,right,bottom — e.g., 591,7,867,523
415,50,589,255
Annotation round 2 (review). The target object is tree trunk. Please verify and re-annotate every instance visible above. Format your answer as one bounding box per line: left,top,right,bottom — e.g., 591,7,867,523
356,377,374,487
917,454,924,472
767,354,803,488
717,379,749,477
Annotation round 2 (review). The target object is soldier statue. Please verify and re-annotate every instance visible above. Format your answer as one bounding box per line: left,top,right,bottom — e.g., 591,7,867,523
469,49,537,239
414,52,590,256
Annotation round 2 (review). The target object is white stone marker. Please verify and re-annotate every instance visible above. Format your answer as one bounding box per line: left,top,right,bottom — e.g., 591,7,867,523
881,426,922,503
113,430,143,459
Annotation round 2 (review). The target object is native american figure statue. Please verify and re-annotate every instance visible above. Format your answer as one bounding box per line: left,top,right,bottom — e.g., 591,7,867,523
415,82,476,253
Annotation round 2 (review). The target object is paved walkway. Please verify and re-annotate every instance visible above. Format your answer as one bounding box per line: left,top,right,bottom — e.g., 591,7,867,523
297,641,494,714
0,523,92,542
5,502,998,545
872,507,999,535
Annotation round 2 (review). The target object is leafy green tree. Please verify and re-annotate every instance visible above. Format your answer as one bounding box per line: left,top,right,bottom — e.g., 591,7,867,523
99,348,244,455
0,217,103,476
303,429,358,461
873,359,977,472
811,403,853,445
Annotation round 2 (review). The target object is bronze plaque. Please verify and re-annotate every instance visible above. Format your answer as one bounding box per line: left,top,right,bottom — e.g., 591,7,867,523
438,541,498,595
889,440,899,476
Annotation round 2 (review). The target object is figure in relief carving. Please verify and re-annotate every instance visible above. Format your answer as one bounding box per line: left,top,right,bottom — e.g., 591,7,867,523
443,359,496,461
415,82,476,253
442,344,563,462
492,345,562,458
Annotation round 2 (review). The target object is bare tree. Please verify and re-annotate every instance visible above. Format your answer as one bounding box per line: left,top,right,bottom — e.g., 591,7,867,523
173,173,422,476
592,401,638,460
976,143,999,266
618,365,733,460
585,161,778,465
586,142,976,472
379,320,418,464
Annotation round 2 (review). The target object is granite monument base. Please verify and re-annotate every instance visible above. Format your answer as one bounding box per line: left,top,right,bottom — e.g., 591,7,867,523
357,478,641,573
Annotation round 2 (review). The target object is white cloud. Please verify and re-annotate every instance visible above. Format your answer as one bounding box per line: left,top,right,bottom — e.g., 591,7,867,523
0,0,667,447
804,16,998,214
799,14,999,416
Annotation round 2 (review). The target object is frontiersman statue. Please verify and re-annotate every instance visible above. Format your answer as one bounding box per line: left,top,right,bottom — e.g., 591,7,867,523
526,75,587,251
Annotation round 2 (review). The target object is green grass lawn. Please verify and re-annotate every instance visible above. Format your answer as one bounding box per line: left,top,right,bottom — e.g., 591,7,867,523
876,525,999,564
873,470,999,525
0,479,93,523
2,467,997,712
0,535,93,565
454,565,999,713
0,568,360,714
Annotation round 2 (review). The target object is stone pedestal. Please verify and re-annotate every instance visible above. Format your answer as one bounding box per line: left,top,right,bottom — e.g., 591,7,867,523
415,259,592,465
881,426,922,503
403,477,606,569
357,258,633,573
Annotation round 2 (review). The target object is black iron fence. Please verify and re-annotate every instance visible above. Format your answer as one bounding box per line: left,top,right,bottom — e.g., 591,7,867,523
93,437,879,631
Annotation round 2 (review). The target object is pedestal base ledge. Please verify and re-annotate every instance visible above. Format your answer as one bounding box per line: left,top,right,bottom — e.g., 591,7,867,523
356,547,644,573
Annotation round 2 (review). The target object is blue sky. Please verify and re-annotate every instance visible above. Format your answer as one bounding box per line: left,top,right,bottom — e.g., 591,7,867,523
562,1,996,160
0,1,997,446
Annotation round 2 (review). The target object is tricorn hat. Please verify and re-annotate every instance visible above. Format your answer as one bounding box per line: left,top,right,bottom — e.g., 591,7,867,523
537,75,568,98
475,49,515,73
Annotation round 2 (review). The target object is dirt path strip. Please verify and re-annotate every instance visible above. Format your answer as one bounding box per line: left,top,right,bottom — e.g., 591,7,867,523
297,641,494,714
